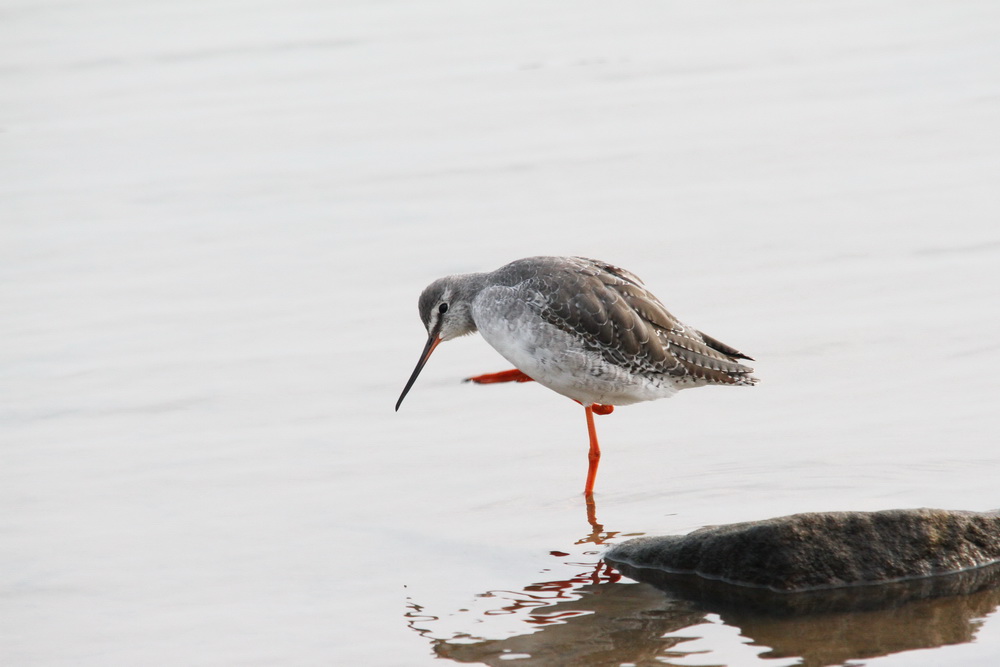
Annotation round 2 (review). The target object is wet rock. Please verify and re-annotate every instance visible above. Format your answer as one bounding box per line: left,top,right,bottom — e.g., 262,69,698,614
605,508,1000,592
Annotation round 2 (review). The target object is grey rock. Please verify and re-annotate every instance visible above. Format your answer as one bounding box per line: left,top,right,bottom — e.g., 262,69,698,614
605,508,1000,592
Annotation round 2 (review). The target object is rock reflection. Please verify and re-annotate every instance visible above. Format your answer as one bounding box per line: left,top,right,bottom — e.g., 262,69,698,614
612,560,1000,666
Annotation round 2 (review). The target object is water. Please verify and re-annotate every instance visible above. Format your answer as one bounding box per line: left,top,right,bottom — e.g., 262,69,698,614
3,0,1000,664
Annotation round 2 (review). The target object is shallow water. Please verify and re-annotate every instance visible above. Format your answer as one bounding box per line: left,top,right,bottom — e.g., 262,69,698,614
3,0,1000,664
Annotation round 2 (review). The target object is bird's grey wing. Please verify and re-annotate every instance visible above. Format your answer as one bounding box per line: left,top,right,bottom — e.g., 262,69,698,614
535,258,757,385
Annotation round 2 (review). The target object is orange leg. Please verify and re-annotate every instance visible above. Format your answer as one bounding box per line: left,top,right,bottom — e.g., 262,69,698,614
465,369,534,384
466,373,611,495
583,405,601,497
574,399,614,415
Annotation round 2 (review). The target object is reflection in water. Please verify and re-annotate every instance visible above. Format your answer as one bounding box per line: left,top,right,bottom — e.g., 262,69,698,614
408,583,707,666
407,498,1000,666
619,560,1000,667
405,497,706,665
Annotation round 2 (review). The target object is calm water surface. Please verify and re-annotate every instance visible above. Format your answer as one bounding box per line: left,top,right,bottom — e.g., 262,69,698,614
3,0,1000,665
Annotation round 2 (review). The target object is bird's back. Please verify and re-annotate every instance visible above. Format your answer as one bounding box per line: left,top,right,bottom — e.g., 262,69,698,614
486,256,758,390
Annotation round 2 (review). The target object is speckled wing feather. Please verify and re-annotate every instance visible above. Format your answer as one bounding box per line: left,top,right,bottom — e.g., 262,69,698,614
501,256,757,386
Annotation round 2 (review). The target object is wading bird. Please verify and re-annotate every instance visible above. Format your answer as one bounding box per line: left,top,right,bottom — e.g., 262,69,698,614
395,256,757,496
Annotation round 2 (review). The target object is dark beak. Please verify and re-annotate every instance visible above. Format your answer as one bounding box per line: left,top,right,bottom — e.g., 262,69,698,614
395,331,442,411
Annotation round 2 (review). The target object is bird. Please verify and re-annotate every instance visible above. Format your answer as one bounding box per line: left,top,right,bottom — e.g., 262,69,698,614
394,256,757,496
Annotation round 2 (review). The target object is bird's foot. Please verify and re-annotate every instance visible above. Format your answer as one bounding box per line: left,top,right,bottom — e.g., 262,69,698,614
464,369,534,384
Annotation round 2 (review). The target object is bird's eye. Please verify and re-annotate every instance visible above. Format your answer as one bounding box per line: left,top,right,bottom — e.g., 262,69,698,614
438,303,449,314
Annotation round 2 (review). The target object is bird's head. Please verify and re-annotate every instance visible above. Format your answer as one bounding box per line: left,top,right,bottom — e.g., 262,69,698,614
396,274,483,411
417,277,478,342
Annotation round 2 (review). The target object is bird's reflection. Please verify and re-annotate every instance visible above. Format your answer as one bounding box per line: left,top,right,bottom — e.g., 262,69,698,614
404,496,697,665
580,495,612,545
405,497,1000,666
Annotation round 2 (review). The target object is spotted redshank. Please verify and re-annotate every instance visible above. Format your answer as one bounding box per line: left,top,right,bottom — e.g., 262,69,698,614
395,256,757,496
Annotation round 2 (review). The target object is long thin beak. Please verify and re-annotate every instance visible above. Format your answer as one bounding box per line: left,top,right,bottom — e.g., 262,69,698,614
395,332,442,411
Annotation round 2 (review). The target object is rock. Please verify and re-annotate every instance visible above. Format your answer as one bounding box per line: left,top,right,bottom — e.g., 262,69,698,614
605,508,1000,593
